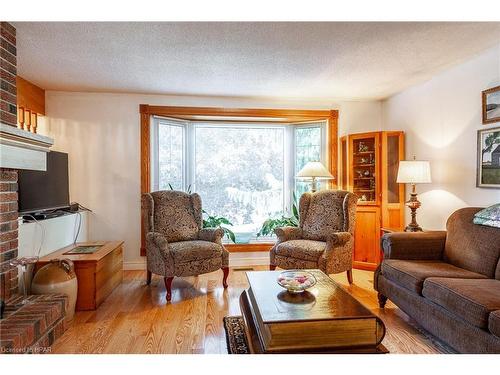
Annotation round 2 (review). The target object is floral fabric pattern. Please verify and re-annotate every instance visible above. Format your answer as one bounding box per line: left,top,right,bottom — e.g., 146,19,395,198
275,240,326,262
301,191,346,241
142,190,229,278
150,191,201,243
270,190,357,275
169,240,223,264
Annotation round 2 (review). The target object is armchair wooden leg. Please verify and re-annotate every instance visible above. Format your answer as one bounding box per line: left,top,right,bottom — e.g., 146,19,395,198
378,292,388,308
269,265,276,271
146,270,152,285
347,269,353,284
164,277,174,302
222,267,229,289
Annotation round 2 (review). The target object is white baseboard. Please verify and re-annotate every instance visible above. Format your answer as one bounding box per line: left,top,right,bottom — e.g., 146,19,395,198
123,252,269,270
123,260,147,270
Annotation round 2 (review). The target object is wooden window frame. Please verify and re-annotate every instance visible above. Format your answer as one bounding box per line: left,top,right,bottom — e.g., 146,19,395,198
140,105,338,256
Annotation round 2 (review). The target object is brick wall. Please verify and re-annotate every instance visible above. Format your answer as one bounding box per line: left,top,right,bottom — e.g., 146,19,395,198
0,21,17,127
0,169,18,301
0,22,18,301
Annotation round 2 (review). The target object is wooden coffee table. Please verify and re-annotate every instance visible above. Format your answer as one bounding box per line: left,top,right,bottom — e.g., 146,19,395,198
239,269,387,353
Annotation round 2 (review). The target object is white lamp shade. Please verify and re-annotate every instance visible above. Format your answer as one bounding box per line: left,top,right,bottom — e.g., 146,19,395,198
297,161,334,179
397,160,432,184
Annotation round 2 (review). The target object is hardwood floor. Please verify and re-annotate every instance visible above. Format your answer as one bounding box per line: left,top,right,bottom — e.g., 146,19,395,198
51,266,451,354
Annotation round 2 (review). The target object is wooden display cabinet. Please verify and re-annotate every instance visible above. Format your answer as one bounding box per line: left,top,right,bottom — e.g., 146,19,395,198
340,131,405,270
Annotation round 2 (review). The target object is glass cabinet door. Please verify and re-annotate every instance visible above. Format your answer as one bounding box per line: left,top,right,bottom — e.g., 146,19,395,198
350,134,380,205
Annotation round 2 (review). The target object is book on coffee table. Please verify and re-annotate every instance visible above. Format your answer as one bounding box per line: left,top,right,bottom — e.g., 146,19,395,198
239,269,387,353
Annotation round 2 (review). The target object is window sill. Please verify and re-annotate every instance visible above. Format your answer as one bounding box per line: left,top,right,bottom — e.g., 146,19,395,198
224,242,275,253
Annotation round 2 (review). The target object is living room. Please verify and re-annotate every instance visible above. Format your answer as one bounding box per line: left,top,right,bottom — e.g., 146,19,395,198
1,0,500,372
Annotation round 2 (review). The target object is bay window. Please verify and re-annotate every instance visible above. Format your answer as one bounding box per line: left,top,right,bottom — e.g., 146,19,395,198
151,117,327,239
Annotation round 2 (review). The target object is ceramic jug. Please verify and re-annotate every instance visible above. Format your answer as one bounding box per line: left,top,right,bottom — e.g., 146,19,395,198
31,259,78,320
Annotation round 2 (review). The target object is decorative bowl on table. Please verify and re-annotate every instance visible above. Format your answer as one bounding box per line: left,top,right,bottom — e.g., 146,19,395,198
277,270,317,293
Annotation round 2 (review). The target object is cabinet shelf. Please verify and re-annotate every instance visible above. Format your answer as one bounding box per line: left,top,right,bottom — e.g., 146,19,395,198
354,164,375,167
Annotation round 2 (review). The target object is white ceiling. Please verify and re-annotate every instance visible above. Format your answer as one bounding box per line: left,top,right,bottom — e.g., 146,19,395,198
13,22,500,101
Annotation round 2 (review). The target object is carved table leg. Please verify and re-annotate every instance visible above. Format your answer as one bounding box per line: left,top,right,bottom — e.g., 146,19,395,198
164,277,174,302
146,270,152,285
378,292,388,308
222,267,229,289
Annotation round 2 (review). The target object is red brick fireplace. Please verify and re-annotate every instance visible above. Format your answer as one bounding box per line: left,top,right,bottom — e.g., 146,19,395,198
0,21,20,301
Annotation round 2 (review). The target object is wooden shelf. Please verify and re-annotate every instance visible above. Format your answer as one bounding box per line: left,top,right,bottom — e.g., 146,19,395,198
354,164,375,167
354,177,374,180
353,151,375,155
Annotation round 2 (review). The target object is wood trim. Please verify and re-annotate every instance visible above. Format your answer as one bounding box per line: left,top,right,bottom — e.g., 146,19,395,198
482,85,500,125
140,106,150,256
139,105,339,256
225,243,274,253
140,105,337,121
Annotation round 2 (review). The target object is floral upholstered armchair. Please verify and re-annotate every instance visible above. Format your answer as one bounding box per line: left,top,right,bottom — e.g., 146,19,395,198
141,190,229,301
270,190,357,283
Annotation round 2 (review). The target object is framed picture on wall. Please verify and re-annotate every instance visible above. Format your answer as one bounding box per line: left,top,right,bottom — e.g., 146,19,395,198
477,127,500,188
482,85,500,124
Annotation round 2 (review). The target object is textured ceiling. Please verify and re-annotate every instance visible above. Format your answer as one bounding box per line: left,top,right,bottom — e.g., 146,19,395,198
13,22,500,100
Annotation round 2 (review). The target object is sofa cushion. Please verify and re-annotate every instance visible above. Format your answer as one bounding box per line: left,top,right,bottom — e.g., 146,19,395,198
422,278,500,329
169,240,222,264
381,259,487,294
444,207,500,278
489,310,500,338
275,240,326,262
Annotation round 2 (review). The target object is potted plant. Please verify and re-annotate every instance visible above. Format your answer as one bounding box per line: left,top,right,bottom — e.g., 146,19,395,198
202,210,236,243
257,193,300,237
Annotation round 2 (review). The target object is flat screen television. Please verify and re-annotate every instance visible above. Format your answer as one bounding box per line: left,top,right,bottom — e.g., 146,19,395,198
18,151,70,214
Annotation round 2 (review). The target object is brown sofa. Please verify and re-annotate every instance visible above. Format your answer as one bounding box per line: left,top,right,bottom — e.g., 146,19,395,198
375,207,500,353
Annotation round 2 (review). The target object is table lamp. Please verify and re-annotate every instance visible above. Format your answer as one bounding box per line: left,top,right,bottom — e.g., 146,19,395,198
297,161,334,192
396,157,432,232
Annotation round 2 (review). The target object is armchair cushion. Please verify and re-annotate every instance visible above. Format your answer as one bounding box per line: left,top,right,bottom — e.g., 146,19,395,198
274,240,326,262
381,259,487,295
301,191,346,241
152,191,201,243
422,278,500,329
381,231,447,260
169,240,223,264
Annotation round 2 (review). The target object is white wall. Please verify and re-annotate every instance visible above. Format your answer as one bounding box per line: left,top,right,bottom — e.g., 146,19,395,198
382,44,500,229
42,92,380,267
18,212,89,259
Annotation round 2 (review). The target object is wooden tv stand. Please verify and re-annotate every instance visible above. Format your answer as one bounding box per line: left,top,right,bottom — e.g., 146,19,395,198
35,241,124,311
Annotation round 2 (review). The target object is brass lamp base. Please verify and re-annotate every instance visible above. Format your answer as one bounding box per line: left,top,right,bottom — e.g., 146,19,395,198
404,185,423,232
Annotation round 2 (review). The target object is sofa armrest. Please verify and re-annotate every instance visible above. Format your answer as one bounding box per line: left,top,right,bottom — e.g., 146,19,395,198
274,226,302,243
198,228,224,244
381,231,447,260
